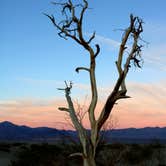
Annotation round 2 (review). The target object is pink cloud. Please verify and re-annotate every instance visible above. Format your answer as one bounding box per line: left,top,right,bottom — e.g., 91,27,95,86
0,98,70,129
0,80,165,129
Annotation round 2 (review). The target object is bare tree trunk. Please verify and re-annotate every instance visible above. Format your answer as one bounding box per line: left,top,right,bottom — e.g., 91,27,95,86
83,156,96,166
45,1,144,165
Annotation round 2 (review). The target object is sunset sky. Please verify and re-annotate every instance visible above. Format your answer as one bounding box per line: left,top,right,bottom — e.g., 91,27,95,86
0,0,166,129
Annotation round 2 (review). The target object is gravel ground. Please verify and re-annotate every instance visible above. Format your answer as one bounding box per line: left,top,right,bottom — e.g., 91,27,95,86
0,151,12,166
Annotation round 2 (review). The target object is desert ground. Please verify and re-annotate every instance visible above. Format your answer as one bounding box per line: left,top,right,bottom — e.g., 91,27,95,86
0,142,166,166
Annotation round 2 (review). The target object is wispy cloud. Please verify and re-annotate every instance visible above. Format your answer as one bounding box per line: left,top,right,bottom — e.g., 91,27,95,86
0,78,165,129
85,32,121,50
18,77,91,91
144,44,166,71
0,100,20,107
144,22,166,38
94,34,120,49
17,77,64,87
141,21,166,71
74,80,166,128
0,98,69,129
111,80,166,128
92,33,166,71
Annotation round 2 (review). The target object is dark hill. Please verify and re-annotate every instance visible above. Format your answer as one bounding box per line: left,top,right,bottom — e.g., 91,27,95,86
0,121,76,142
0,121,166,143
104,127,166,143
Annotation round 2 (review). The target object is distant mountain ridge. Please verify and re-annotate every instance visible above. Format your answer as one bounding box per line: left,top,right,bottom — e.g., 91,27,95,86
105,126,166,143
0,121,166,143
0,121,76,142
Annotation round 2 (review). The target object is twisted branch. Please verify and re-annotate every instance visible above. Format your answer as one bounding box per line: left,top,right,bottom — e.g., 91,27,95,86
75,67,90,73
97,14,144,130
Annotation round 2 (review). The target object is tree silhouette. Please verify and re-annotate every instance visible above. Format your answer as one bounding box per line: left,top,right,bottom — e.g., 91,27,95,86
45,0,144,165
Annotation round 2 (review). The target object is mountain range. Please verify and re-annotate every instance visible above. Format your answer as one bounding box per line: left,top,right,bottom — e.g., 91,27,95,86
0,121,77,142
0,121,166,143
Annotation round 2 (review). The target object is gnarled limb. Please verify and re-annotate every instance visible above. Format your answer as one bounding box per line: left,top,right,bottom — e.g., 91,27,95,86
58,81,88,156
69,152,83,158
97,14,143,130
47,1,144,165
75,67,90,73
46,2,100,162
58,107,69,112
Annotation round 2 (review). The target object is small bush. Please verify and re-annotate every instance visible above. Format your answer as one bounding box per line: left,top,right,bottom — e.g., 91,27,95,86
9,142,166,166
10,143,82,166
0,143,11,152
123,144,154,164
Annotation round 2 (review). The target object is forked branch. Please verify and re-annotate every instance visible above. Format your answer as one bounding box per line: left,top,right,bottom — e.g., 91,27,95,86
75,67,90,73
58,81,87,152
97,14,144,130
46,1,144,164
45,1,101,128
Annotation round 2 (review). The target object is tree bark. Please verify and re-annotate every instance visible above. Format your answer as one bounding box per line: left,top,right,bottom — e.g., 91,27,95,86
46,1,144,165
83,155,96,166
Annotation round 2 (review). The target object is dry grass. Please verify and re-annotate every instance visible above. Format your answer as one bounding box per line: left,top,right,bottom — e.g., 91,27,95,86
0,142,166,166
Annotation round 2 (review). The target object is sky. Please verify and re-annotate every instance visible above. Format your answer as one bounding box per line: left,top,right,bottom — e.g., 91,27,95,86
0,0,166,129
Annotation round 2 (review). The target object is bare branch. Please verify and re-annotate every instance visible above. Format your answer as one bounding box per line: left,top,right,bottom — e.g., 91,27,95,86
57,88,66,91
69,152,83,158
80,0,88,26
99,115,119,144
47,1,144,163
73,99,88,126
58,107,69,112
87,31,96,44
97,14,144,130
75,67,90,73
43,11,82,44
94,44,100,58
58,81,89,155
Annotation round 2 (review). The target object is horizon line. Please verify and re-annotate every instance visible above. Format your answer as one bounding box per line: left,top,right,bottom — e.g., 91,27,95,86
0,120,165,131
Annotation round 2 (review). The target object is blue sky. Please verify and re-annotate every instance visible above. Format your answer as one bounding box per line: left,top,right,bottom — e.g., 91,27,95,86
0,0,166,128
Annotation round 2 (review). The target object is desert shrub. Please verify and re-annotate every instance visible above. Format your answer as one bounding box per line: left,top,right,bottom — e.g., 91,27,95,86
96,143,127,166
0,142,11,152
150,140,165,149
11,142,26,147
9,143,82,166
9,142,166,166
123,144,154,164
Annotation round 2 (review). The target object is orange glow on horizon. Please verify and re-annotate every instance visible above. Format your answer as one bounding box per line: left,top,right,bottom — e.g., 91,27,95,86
0,81,165,129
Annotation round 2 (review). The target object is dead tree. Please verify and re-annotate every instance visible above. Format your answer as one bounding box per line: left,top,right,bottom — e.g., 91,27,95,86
45,0,144,165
